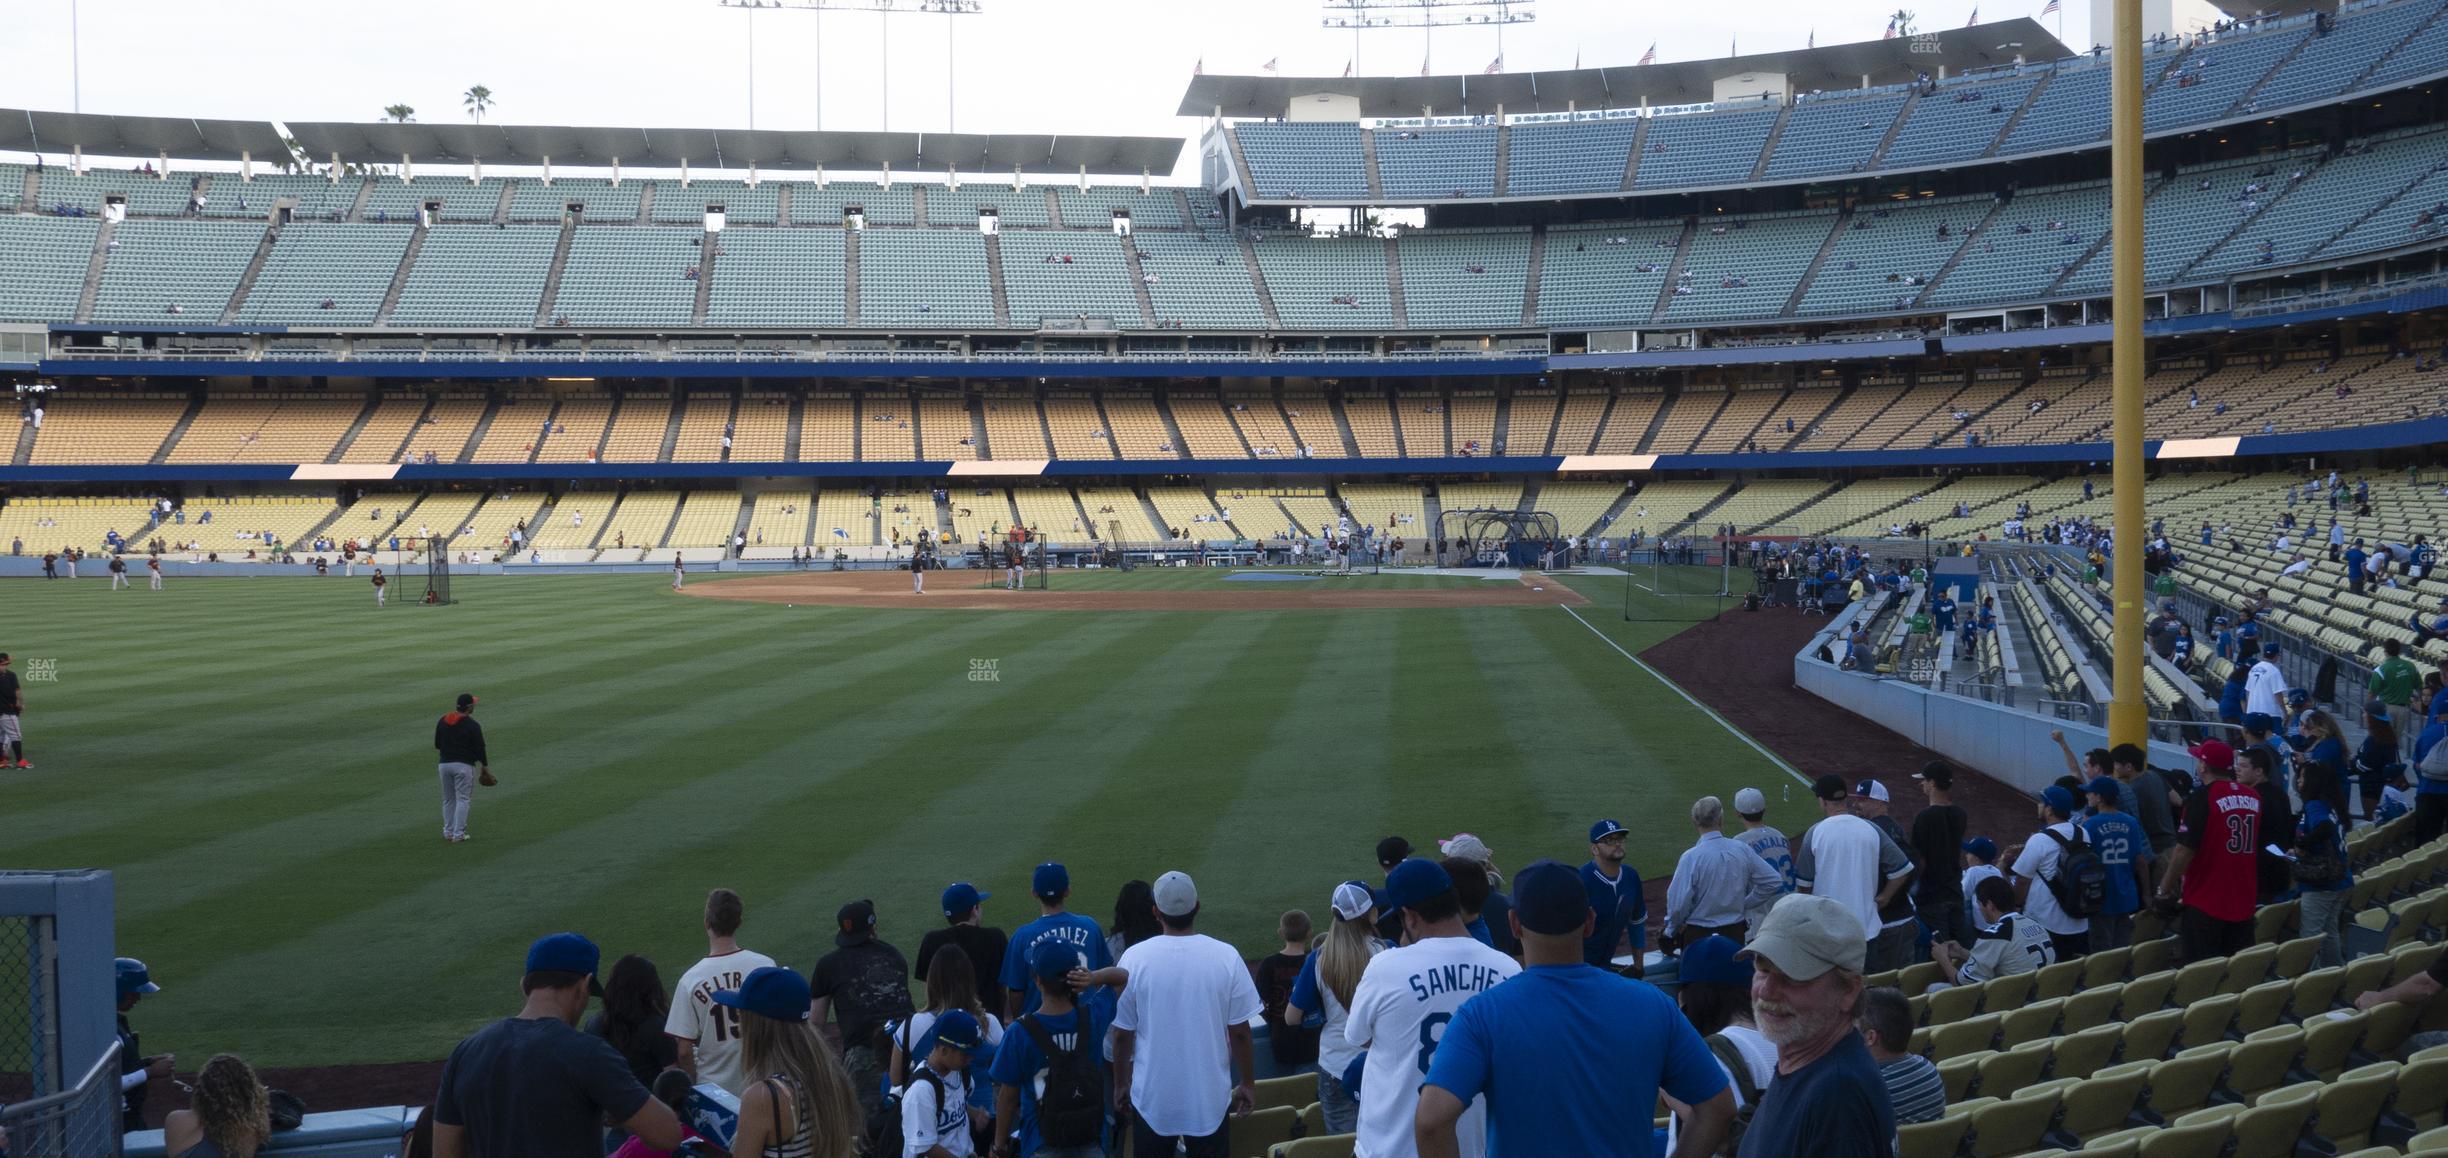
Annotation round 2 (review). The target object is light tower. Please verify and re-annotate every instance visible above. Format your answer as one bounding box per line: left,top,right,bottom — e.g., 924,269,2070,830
715,0,985,132
1320,0,1536,77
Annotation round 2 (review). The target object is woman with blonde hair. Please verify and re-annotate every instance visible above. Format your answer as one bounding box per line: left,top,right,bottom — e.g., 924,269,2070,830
718,967,862,1158
1283,881,1387,1134
162,1054,270,1158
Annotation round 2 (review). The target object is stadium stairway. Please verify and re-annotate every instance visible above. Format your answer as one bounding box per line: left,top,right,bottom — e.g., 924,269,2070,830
1748,105,1793,183
1119,234,1158,323
1782,208,1856,317
1520,225,1545,325
456,396,504,465
842,228,861,325
1135,488,1169,540
1154,394,1194,458
690,230,717,326
634,181,657,225
1913,198,2013,308
983,232,1012,328
12,165,33,211
1383,236,1408,329
968,399,992,460
1238,236,1282,328
727,494,755,554
1649,222,1697,321
73,216,115,324
323,394,383,463
783,395,804,461
1492,124,1512,195
374,225,427,325
344,179,375,222
1631,388,1677,453
1359,129,1385,201
531,216,578,327
526,398,562,465
217,223,281,324
10,420,33,466
657,399,686,462
1863,91,1920,169
148,396,204,465
1982,74,2055,158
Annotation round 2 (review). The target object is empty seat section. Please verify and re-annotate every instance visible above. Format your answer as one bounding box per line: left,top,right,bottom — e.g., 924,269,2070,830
1148,486,1237,541
2059,153,2322,293
1136,232,1268,329
1659,212,1838,323
706,228,847,328
734,392,787,461
2193,128,2447,275
2356,0,2448,88
800,394,856,462
1224,391,1298,459
168,394,364,463
1507,118,1639,195
2253,0,2442,111
1691,386,1786,453
0,216,98,322
813,489,877,547
1375,126,1496,199
859,229,995,327
1078,485,1163,541
1550,390,1609,454
1000,231,1145,328
461,493,549,555
1166,392,1247,458
666,490,742,548
533,493,618,549
552,227,701,327
1044,394,1113,459
1397,229,1529,329
1536,223,1684,328
1058,186,1184,230
2319,159,2448,261
1336,483,1429,539
199,172,360,220
1880,73,2043,170
1252,234,1393,328
861,393,918,461
1763,92,1910,180
1532,481,1628,537
360,177,508,224
340,395,431,463
1633,105,1777,189
599,394,673,462
397,394,486,463
1797,196,1988,316
238,223,413,325
925,184,1049,228
1648,389,1731,454
597,491,681,552
1923,182,2107,307
535,394,615,464
1341,392,1400,457
980,393,1050,459
27,394,187,464
2144,26,2309,128
1391,392,1445,456
917,394,976,460
1998,63,2112,155
1593,391,1666,452
671,392,734,463
505,178,642,224
1504,390,1558,455
389,225,557,325
743,490,812,553
651,180,781,225
795,183,916,226
1448,392,1497,456
1013,487,1092,544
1232,123,1369,200
91,221,263,324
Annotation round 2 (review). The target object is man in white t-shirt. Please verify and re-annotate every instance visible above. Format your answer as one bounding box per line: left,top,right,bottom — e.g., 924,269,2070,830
664,888,778,1096
1790,775,1915,967
1108,871,1262,1158
2009,786,2093,960
1343,858,1521,1158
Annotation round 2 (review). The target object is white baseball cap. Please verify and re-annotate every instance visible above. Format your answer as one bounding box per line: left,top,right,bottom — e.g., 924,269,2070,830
1153,871,1199,918
1331,882,1375,921
1733,788,1768,815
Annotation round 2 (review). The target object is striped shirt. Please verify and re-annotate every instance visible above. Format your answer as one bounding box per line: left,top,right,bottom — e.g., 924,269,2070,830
1877,1054,1947,1125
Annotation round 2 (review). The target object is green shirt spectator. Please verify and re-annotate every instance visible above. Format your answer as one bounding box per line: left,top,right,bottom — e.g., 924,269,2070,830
2371,653,2419,707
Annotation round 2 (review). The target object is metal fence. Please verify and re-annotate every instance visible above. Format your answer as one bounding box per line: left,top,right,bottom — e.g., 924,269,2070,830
0,1040,121,1158
0,914,58,1107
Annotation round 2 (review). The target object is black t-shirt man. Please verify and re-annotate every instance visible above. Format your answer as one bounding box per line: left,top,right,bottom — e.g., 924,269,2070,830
1250,951,1320,1067
0,665,21,715
1910,805,1968,901
813,937,914,1053
914,922,1009,994
433,1016,652,1158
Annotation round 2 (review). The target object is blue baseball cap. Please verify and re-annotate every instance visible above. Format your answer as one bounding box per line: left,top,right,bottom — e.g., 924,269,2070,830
1513,859,1592,936
1589,819,1628,843
1679,934,1752,987
2287,689,2310,704
116,957,160,998
1962,837,1999,862
1381,858,1455,913
941,882,990,917
2084,776,2124,802
932,1009,984,1054
525,933,606,995
1029,939,1090,984
2263,642,2281,656
713,966,813,1024
1031,862,1070,898
2041,785,2077,815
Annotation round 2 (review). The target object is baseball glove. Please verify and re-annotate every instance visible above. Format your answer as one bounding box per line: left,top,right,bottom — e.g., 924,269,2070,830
478,768,498,788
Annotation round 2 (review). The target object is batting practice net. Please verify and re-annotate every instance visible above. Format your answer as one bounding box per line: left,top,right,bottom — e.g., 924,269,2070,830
977,534,1050,590
1621,525,1743,622
1436,509,1563,569
421,535,456,605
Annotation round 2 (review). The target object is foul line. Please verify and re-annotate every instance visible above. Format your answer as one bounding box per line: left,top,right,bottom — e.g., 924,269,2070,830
1559,604,1813,789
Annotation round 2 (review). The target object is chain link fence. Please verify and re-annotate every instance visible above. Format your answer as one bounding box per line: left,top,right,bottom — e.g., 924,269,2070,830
0,914,57,1106
0,1040,121,1158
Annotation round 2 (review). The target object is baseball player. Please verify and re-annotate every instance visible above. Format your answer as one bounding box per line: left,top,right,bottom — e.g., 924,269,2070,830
0,653,25,768
433,693,490,843
912,539,928,594
108,555,129,590
147,556,163,590
1005,535,1024,591
372,568,388,607
672,555,686,591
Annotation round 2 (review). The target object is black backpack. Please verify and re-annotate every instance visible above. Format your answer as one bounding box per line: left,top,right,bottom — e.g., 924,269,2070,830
1020,1011,1105,1148
2042,827,2108,919
862,1067,943,1158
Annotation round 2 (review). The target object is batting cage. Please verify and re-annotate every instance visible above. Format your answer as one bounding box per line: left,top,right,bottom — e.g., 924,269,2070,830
419,535,456,605
1436,509,1563,569
978,532,1051,590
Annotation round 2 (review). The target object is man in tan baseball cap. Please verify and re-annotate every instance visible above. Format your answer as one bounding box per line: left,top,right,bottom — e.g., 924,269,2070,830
1730,895,1897,1157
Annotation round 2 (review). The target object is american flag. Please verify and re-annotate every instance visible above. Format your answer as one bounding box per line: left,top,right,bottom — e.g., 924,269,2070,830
2040,0,2060,14
1637,42,1657,65
1967,6,1980,24
1884,17,1899,37
1261,57,1278,73
1484,55,1502,74
1343,59,1353,77
1808,28,1816,47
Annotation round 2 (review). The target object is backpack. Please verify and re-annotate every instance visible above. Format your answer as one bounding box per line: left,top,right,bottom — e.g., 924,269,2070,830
2421,738,2448,784
862,1067,943,1158
1019,1011,1105,1148
1703,1033,1760,1156
2042,827,2108,919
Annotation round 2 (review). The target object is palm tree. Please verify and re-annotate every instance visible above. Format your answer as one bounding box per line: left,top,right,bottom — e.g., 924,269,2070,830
462,86,494,123
1890,8,1917,35
382,104,416,123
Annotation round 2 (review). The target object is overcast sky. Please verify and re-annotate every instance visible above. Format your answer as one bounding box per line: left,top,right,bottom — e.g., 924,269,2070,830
1,0,2104,180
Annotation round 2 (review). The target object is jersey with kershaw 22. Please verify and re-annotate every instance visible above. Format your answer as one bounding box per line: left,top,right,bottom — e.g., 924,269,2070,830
662,949,778,1095
1342,935,1522,1158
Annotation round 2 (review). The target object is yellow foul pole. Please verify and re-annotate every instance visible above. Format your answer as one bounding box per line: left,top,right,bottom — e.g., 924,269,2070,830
2110,0,2149,748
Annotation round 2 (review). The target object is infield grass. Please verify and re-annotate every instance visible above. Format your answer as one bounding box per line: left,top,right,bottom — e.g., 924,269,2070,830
0,567,1807,1066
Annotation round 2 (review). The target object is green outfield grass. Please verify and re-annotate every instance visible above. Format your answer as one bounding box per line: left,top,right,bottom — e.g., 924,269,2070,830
0,568,1805,1067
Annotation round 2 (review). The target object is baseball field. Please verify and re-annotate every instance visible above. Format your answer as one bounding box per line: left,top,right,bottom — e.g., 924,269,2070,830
0,565,1807,1069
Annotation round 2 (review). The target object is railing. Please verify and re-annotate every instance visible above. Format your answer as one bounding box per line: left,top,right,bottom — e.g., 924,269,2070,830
0,1040,122,1158
46,345,1528,365
2040,698,2095,722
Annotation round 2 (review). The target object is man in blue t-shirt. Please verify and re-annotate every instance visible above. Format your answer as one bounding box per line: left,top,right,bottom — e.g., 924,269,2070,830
1579,820,1647,975
2079,777,2152,950
1734,895,1898,1158
989,941,1108,1158
1000,862,1113,1020
2413,710,2448,844
1418,860,1732,1158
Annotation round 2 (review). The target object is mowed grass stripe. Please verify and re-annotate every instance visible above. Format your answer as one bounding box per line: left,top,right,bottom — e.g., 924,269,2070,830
144,611,1152,1062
